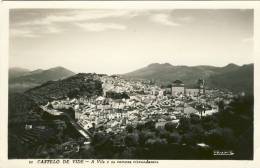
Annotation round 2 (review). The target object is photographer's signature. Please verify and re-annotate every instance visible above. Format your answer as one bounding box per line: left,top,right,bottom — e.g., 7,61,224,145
213,150,235,156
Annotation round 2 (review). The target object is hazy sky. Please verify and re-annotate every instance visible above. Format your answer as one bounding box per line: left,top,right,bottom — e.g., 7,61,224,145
10,9,253,74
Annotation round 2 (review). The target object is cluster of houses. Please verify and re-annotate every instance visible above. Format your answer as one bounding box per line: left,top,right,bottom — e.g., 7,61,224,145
47,75,236,135
17,73,241,158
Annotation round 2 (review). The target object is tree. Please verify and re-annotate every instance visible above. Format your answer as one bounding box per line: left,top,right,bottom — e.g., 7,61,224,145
190,124,205,142
164,122,177,132
67,88,80,98
167,132,181,144
126,124,134,133
201,115,218,131
205,127,236,149
178,117,191,133
156,127,170,139
121,147,137,159
182,132,197,146
136,123,145,131
190,113,201,124
92,132,106,146
138,131,156,146
124,133,139,147
218,100,225,113
144,120,156,131
106,91,130,99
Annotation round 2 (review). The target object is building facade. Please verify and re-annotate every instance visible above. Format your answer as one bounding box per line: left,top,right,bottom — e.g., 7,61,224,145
171,79,206,97
172,80,185,96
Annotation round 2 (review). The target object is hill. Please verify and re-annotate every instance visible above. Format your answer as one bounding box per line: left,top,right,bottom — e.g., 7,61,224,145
124,63,211,86
9,66,75,93
123,63,253,94
8,73,103,159
24,73,103,105
9,67,30,79
207,64,253,94
9,73,103,125
8,92,39,123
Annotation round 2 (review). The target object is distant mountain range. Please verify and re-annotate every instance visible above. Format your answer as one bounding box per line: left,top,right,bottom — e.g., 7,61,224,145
122,63,253,94
9,66,75,93
9,67,31,79
9,63,254,95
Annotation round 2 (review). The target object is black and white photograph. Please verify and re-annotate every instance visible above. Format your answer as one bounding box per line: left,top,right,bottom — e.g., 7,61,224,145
7,8,254,160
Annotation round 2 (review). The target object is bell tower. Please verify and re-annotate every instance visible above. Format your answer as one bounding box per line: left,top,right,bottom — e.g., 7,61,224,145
197,79,205,95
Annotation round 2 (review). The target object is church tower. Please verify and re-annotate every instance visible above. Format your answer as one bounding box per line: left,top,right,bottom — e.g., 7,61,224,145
197,79,205,95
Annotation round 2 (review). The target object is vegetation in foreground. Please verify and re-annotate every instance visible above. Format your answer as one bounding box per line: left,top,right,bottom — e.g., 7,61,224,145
8,95,253,159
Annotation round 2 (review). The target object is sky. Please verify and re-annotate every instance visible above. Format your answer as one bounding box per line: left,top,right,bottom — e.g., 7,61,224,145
9,9,254,74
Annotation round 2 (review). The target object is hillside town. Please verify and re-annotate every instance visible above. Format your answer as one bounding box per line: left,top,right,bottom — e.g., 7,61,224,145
45,74,235,137
9,73,251,159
